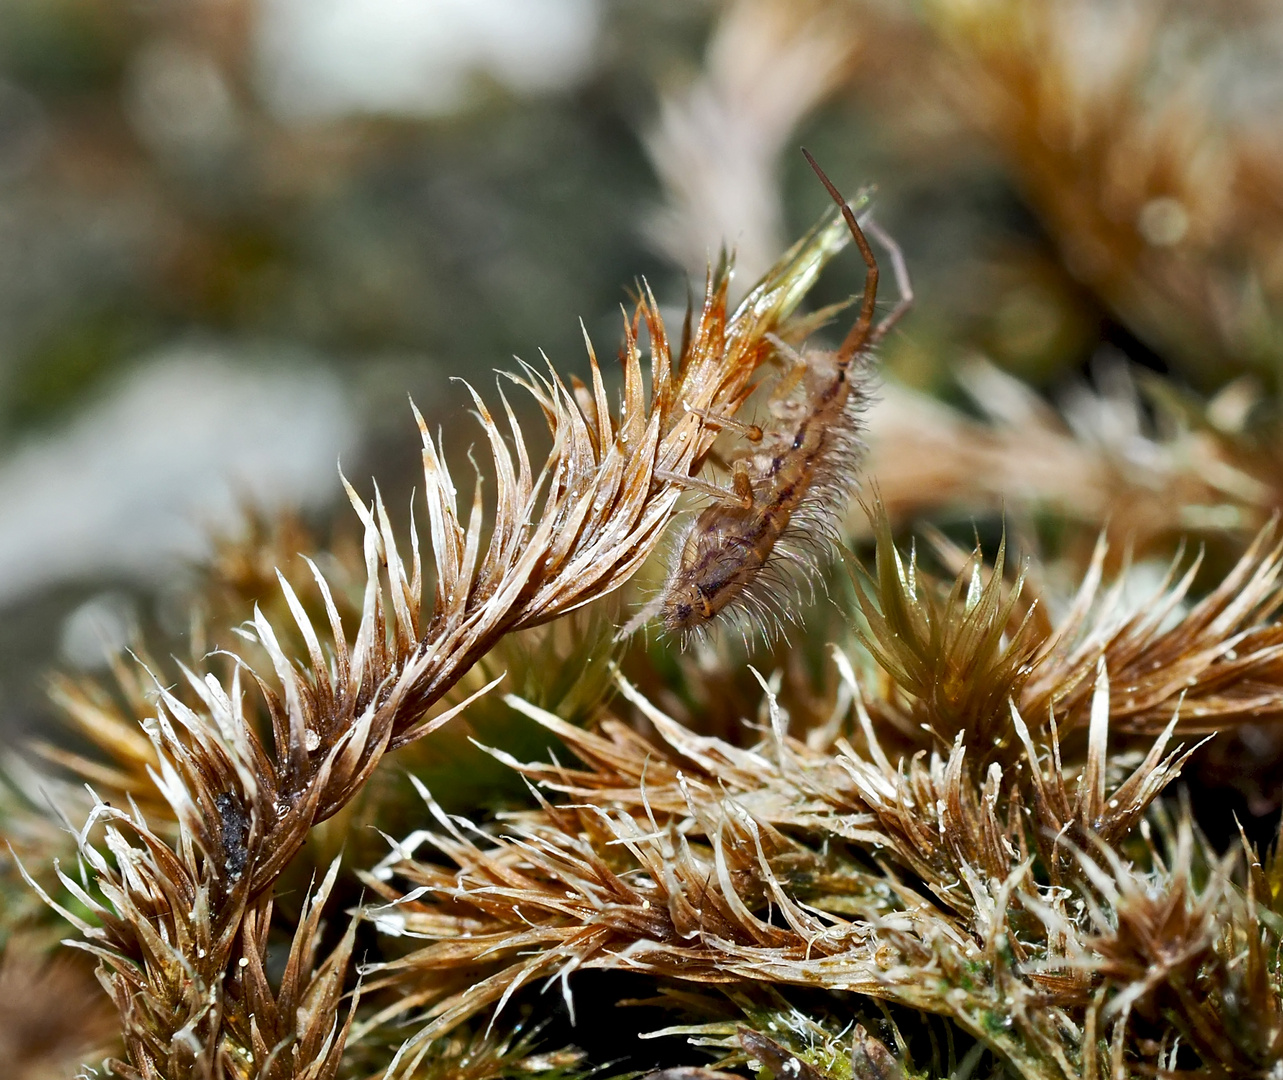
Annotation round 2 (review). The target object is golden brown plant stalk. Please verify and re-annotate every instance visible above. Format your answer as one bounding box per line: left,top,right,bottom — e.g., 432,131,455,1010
30,207,861,1079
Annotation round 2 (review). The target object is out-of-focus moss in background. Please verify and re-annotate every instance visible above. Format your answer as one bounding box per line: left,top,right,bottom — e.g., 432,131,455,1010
0,0,692,737
3,0,1283,741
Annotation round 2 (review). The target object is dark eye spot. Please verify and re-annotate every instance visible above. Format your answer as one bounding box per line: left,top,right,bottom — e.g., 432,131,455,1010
792,432,804,449
675,603,692,620
216,792,249,881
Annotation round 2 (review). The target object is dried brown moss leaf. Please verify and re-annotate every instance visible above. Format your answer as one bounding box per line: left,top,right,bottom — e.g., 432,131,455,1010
363,663,1211,1079
852,506,1283,751
38,209,859,1079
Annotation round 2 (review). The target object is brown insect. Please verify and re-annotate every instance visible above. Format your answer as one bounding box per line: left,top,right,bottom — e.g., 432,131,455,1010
653,150,912,641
